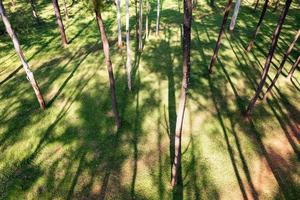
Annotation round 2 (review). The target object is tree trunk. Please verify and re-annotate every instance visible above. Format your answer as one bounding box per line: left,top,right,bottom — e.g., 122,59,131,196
210,0,215,7
126,0,132,90
0,0,46,109
264,29,300,99
95,10,121,129
245,0,292,116
287,55,300,79
208,0,233,73
62,0,69,21
254,0,259,11
156,0,160,36
145,0,149,40
171,0,192,188
116,0,122,47
229,0,241,31
138,0,143,50
28,0,40,24
52,0,68,47
246,0,269,52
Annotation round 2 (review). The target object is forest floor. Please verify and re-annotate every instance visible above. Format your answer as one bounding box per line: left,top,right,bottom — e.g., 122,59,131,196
0,0,300,199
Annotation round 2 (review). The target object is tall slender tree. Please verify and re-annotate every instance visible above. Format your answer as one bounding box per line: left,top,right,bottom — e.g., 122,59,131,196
229,0,241,31
62,0,69,21
145,0,149,40
52,0,68,47
208,0,233,73
263,29,300,99
245,0,292,116
156,0,160,36
93,0,121,129
246,0,269,51
287,55,300,79
254,0,259,11
126,0,132,90
0,0,46,109
171,0,192,189
28,0,40,24
138,0,143,50
116,0,122,47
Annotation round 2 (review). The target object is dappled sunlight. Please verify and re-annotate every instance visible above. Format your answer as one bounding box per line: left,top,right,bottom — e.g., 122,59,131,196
0,0,299,199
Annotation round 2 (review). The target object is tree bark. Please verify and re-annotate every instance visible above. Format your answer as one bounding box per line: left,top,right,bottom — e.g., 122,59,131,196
246,0,269,52
62,0,69,21
126,0,132,90
116,0,122,47
52,0,68,47
264,29,300,99
95,10,121,129
28,0,40,24
138,0,143,50
171,0,192,188
229,0,241,31
245,0,292,116
287,55,300,79
208,0,233,73
0,0,46,109
156,0,160,36
135,0,139,52
254,0,259,11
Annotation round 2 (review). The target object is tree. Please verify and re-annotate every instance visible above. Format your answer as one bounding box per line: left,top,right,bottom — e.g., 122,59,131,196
0,0,46,109
208,0,233,73
245,0,292,116
52,0,68,47
254,0,259,11
210,0,215,7
126,0,132,90
138,0,143,50
246,0,269,52
229,0,241,31
263,29,300,100
145,0,149,40
28,0,40,24
156,0,160,36
116,0,122,47
171,0,192,190
287,55,300,80
93,0,121,129
62,0,69,21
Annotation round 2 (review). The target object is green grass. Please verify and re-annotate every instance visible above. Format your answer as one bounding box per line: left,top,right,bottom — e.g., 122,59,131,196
0,0,300,199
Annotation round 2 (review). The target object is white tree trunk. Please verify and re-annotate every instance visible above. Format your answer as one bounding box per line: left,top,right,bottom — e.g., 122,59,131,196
0,0,46,109
138,0,143,50
229,0,241,31
116,0,122,47
156,0,160,36
126,0,132,90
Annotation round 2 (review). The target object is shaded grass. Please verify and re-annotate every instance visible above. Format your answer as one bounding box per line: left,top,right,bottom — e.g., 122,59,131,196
0,0,300,199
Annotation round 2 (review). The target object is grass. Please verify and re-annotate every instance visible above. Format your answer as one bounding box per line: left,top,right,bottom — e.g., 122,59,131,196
0,0,300,199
